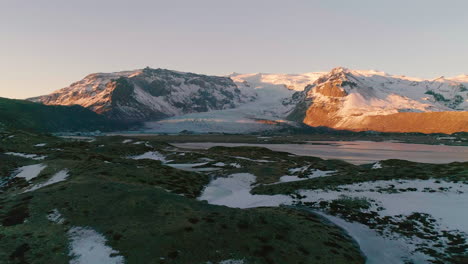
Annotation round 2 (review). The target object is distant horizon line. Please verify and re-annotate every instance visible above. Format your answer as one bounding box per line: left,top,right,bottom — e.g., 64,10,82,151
78,65,468,81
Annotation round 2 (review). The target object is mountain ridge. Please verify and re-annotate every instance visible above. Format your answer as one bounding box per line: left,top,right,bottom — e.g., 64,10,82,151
28,66,468,134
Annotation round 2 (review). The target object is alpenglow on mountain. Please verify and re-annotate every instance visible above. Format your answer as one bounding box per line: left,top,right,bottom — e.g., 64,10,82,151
30,67,468,134
288,67,468,134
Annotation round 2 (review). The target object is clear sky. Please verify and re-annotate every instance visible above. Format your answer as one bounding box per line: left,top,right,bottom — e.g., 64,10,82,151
1,0,467,99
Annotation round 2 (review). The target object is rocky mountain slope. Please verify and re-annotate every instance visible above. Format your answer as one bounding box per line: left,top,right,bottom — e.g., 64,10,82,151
30,68,256,122
289,67,468,134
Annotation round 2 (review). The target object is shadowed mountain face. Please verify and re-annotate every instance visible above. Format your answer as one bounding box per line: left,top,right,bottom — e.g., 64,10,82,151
0,97,130,132
28,66,468,134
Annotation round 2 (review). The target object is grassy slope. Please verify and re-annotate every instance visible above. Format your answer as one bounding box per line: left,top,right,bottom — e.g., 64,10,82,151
0,132,365,264
0,97,132,132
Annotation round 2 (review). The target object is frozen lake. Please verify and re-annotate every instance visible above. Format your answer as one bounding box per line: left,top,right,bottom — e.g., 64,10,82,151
172,141,468,164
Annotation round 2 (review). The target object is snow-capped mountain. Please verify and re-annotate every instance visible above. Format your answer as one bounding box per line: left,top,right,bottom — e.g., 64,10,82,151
30,66,468,133
30,68,256,122
290,67,468,133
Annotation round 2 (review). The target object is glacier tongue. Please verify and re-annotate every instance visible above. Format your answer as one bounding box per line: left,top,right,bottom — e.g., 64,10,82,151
144,75,301,133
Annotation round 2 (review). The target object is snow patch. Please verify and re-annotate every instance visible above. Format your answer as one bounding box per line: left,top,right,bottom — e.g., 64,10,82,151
372,162,382,169
288,166,308,174
167,162,220,172
218,259,245,264
25,170,69,192
47,209,65,224
279,169,336,183
232,156,272,163
14,164,47,181
130,151,168,163
68,227,125,264
199,173,292,208
5,152,46,160
229,163,241,168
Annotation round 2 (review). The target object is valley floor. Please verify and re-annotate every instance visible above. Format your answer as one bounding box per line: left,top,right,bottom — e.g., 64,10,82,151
107,132,468,147
1,131,467,264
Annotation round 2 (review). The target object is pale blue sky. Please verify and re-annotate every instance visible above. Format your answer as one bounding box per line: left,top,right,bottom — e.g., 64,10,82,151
1,0,467,99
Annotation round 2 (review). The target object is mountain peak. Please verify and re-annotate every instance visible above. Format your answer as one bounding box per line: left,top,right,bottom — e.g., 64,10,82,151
312,67,351,85
330,66,349,72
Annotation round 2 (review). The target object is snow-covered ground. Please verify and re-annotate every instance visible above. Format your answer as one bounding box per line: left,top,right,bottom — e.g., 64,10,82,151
45,209,125,264
299,179,468,232
198,172,468,263
314,212,428,264
68,227,125,264
199,173,292,208
299,179,468,263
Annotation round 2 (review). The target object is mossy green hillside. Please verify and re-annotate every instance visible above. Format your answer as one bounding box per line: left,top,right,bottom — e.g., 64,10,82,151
0,131,365,264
